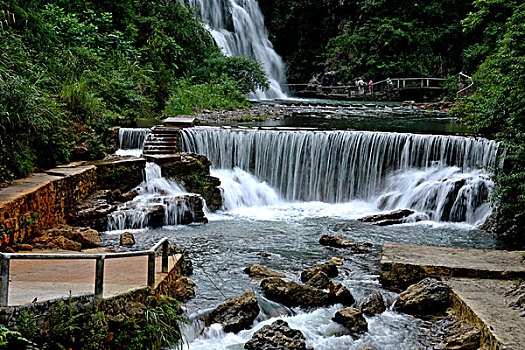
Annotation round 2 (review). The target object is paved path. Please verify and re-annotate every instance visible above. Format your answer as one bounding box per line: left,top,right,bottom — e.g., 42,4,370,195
380,243,525,350
7,253,178,306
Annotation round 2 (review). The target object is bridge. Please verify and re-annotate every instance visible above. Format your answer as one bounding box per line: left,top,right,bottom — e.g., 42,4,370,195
284,74,473,100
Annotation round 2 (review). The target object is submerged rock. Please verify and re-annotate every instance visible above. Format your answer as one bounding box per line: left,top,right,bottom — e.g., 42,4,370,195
394,278,450,315
357,209,414,226
260,278,333,308
332,308,368,333
206,291,260,333
244,319,308,350
119,232,135,247
319,234,369,252
244,264,286,279
359,290,386,316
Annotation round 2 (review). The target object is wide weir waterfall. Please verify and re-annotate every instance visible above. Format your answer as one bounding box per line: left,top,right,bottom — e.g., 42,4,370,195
187,0,287,99
181,127,499,225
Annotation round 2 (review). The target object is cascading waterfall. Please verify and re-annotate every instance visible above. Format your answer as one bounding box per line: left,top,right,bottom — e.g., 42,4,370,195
181,127,500,224
187,0,287,99
107,163,200,231
116,128,151,157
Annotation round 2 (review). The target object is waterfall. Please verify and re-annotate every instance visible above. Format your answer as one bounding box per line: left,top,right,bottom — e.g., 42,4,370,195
181,127,499,224
116,128,151,157
187,0,287,99
107,163,205,231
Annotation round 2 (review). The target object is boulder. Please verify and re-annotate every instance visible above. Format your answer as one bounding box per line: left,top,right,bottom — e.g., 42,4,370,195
244,319,308,350
67,190,117,231
119,232,135,247
328,257,343,266
327,281,355,306
332,308,368,333
357,209,414,226
147,204,166,228
244,264,286,279
305,271,330,289
319,235,369,252
73,227,101,248
14,244,33,252
394,278,450,315
301,263,338,283
359,290,386,316
260,278,333,308
170,277,196,302
54,236,82,251
206,291,260,333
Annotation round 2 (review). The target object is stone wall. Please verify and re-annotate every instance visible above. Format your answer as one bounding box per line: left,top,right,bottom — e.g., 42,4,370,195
0,159,146,251
0,164,97,250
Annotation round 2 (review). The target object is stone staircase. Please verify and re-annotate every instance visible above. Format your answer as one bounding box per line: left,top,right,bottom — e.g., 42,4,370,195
142,126,179,157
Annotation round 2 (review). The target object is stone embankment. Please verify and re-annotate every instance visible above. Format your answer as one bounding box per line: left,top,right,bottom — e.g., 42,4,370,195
380,243,525,350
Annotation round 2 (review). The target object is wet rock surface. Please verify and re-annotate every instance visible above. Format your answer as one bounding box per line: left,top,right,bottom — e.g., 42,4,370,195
169,244,193,276
319,234,369,252
191,105,291,125
206,291,260,333
327,280,355,306
332,307,368,333
357,209,414,226
244,264,286,279
394,278,450,315
359,290,386,316
244,319,308,350
159,153,223,211
119,232,135,247
301,263,338,282
260,278,333,308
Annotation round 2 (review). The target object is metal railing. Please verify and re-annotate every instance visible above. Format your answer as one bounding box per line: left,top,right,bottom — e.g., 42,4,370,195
0,237,170,307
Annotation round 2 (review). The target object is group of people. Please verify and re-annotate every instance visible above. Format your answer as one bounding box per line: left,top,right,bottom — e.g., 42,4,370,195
354,77,373,94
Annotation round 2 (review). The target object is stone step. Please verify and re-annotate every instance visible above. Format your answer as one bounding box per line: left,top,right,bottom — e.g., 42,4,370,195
143,149,178,155
143,146,178,151
144,140,177,145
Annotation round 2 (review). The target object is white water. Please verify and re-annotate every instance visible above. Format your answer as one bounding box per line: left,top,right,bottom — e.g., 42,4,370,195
115,128,151,157
107,163,196,231
182,128,499,226
187,0,287,99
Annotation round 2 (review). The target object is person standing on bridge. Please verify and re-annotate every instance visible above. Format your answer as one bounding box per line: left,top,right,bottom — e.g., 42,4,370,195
369,79,373,94
355,79,359,95
358,77,365,94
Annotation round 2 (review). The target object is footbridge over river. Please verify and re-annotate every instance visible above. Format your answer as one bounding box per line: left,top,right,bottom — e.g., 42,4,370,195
285,74,473,101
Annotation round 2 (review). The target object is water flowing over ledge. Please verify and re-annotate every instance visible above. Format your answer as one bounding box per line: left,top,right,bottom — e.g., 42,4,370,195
187,0,287,99
181,128,499,225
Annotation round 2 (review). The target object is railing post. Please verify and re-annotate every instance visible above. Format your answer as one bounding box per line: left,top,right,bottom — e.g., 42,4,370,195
0,257,10,307
162,240,169,273
95,256,105,300
147,252,155,291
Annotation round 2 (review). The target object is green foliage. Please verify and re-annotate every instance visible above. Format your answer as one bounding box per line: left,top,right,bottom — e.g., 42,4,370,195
0,324,37,349
0,0,266,183
456,2,525,242
163,77,250,116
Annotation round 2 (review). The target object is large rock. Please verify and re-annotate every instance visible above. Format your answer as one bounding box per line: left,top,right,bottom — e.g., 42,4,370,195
332,308,368,333
441,323,481,350
119,232,135,247
244,319,308,350
160,153,223,211
319,234,369,252
206,291,260,333
305,271,330,289
327,281,355,306
170,277,196,303
357,209,414,226
301,263,338,283
394,278,450,315
244,265,286,279
260,278,333,308
67,190,117,231
34,225,100,250
359,290,386,316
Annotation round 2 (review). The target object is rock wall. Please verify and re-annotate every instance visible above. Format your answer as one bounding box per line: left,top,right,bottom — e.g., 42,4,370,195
0,159,146,251
0,164,97,250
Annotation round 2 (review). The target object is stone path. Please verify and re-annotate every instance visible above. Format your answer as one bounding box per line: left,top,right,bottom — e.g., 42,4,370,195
6,253,178,306
380,243,525,350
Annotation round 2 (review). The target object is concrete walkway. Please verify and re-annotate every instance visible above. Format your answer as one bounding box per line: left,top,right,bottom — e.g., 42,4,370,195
6,253,178,306
380,243,525,350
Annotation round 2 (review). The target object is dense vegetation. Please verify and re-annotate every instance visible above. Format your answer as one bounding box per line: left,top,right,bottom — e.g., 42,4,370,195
0,0,267,183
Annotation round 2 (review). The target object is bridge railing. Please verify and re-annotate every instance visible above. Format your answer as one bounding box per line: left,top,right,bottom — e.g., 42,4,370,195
0,237,171,306
284,77,446,96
